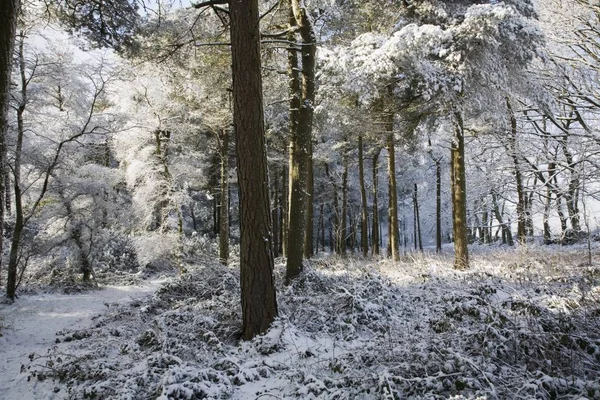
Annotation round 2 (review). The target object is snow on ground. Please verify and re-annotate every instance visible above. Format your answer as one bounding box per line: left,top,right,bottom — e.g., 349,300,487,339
0,280,166,399
1,245,599,399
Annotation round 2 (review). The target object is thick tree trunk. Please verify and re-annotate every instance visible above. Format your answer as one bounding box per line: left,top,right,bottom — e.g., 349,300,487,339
219,128,229,265
358,135,369,257
451,112,469,269
371,148,381,256
229,0,277,339
285,2,306,283
1,0,20,300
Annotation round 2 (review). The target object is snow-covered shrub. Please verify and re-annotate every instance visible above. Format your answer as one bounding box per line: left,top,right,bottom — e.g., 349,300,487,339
94,233,140,272
26,248,600,399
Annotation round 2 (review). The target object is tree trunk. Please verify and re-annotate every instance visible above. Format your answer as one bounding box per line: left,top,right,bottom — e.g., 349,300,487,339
280,165,287,256
272,167,280,258
491,191,514,246
358,135,369,257
230,0,277,339
341,152,348,255
304,141,314,258
290,0,316,261
285,2,305,283
451,112,469,269
413,183,423,251
219,128,230,265
506,98,526,244
1,0,20,300
371,148,380,256
6,33,25,301
435,158,442,253
386,104,399,261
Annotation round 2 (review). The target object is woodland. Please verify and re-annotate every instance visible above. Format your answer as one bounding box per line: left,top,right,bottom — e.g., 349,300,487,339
0,0,600,399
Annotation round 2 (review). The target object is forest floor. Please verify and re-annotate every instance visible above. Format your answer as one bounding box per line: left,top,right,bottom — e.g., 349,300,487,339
0,279,166,399
1,244,599,399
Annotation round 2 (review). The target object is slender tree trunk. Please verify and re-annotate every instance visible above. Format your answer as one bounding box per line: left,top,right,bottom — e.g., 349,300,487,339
272,167,280,258
371,148,380,256
219,128,230,265
4,169,9,215
319,203,325,253
435,158,442,253
1,0,20,300
6,33,25,301
386,102,399,261
325,164,341,254
358,135,369,257
229,0,277,339
341,152,348,255
506,98,526,244
451,112,469,269
413,183,423,251
281,165,288,256
491,191,514,246
304,140,314,258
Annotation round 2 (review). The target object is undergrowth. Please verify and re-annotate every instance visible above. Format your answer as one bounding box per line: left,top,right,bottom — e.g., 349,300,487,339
25,248,600,399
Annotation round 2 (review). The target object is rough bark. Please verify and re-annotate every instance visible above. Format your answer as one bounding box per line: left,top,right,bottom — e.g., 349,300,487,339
451,112,469,269
1,0,20,300
229,0,277,339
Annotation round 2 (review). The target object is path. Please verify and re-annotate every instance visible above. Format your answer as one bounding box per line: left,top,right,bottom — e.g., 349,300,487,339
0,281,163,400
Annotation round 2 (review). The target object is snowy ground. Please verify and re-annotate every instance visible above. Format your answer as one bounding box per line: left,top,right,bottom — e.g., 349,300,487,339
0,280,165,399
1,245,599,399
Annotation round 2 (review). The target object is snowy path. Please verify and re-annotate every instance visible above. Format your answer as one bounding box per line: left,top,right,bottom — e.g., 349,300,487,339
0,281,163,399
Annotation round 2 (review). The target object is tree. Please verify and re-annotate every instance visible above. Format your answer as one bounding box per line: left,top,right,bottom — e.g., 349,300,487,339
229,0,278,339
0,0,20,299
285,0,317,283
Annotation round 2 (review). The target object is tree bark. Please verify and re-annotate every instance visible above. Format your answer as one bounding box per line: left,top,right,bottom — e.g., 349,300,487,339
371,148,380,256
284,3,305,284
1,0,20,300
304,140,314,258
451,112,469,269
229,0,277,339
413,183,422,251
6,33,25,300
435,158,442,253
506,98,526,244
386,109,399,261
218,128,229,265
358,135,369,257
272,167,280,258
340,152,348,255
